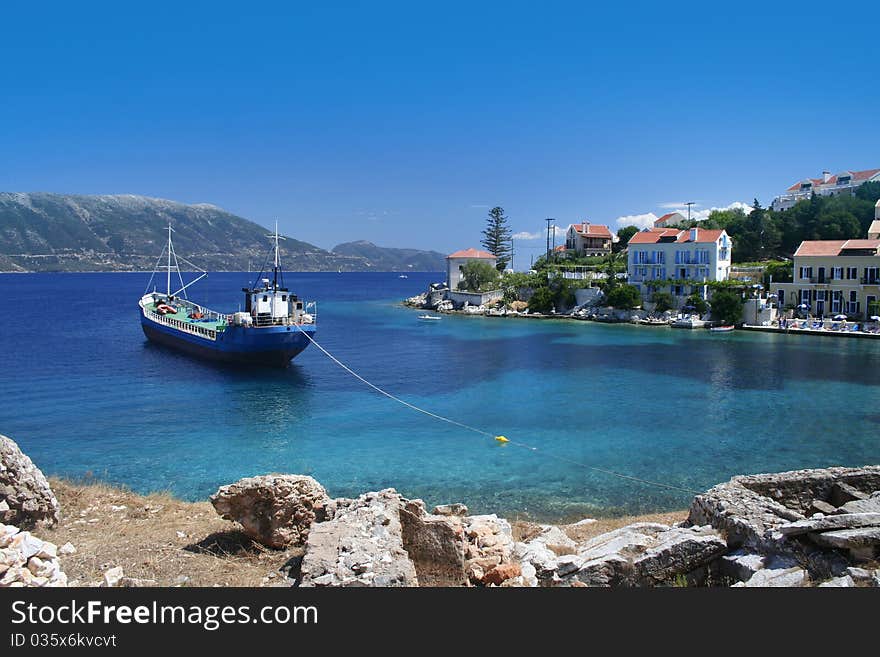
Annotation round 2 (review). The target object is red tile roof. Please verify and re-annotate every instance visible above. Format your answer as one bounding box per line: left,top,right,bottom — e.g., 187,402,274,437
627,228,726,245
794,239,880,256
841,239,880,251
447,248,497,259
570,222,612,238
786,168,880,191
793,241,847,256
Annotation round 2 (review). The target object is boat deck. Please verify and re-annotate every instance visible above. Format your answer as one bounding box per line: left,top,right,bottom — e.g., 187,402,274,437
145,302,227,331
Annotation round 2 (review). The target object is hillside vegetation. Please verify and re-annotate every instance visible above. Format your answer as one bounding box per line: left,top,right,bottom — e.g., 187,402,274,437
0,193,442,272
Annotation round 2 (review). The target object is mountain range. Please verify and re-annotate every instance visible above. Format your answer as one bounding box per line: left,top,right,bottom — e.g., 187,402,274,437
0,192,446,272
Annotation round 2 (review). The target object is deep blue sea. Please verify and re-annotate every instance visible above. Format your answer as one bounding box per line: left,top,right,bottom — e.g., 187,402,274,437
1,272,878,520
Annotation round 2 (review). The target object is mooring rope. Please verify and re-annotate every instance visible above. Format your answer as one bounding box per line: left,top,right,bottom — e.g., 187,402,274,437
295,326,702,496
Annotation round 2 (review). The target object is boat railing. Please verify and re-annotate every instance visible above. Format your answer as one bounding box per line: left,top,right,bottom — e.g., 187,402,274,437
144,306,219,341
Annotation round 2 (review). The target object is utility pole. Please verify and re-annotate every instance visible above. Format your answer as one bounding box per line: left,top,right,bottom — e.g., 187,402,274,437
685,202,695,224
509,236,515,272
545,217,555,264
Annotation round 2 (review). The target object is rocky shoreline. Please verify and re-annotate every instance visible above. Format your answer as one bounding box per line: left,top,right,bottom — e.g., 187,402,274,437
2,434,879,587
404,289,678,325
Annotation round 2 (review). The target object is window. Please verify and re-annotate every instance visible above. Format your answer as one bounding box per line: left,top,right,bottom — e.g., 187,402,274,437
281,295,287,302
777,290,784,306
800,290,811,304
838,176,851,186
799,266,813,280
816,290,826,301
263,295,268,302
833,267,843,280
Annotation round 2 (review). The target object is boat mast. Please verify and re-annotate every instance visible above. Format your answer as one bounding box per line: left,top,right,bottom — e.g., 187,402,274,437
166,224,172,298
273,221,279,290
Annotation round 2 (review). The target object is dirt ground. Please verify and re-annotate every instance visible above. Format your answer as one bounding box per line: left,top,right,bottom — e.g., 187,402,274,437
34,478,687,587
39,479,301,587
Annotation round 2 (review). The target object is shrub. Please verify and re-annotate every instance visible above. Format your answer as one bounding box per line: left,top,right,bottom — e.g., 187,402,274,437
684,294,708,316
604,284,641,309
709,289,744,325
651,291,674,312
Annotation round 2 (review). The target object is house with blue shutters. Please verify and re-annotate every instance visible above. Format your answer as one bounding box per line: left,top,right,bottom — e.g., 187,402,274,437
625,226,733,301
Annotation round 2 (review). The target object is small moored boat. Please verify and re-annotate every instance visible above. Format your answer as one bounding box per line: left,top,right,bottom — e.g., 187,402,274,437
418,314,442,321
709,325,735,332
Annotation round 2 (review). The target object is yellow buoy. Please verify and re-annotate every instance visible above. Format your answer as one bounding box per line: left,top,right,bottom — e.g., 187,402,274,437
494,435,509,443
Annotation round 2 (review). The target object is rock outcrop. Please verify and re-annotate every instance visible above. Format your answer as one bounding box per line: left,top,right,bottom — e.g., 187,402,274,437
0,435,60,527
210,474,335,549
298,489,418,587
532,523,727,587
0,523,68,587
689,466,880,579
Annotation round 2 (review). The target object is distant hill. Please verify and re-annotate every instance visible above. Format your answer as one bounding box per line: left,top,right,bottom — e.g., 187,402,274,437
331,240,446,272
0,193,440,272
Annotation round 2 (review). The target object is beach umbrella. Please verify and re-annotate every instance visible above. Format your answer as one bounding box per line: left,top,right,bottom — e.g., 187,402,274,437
870,315,880,321
797,303,809,309
833,314,847,320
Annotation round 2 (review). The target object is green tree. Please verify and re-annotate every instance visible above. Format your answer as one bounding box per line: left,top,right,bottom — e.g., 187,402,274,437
684,293,708,316
481,206,513,271
710,289,744,326
458,260,499,292
601,251,625,291
651,291,674,312
604,284,641,309
614,225,638,253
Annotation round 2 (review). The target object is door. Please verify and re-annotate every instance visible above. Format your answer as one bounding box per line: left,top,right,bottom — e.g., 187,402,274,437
816,300,825,316
817,267,825,284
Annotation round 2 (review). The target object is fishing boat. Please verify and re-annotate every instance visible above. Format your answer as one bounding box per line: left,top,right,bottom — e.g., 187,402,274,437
671,315,706,329
709,325,735,332
138,224,316,367
418,314,442,321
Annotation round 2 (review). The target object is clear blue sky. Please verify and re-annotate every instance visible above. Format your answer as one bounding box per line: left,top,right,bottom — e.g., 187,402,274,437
2,1,877,262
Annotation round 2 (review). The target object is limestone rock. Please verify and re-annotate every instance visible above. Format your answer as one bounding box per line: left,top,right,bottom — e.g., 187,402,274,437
778,513,880,536
830,482,868,507
733,566,808,587
818,575,855,587
0,524,67,587
810,500,838,516
432,503,468,517
483,562,521,586
299,489,418,587
807,527,880,555
534,522,725,587
631,525,727,586
835,495,880,515
102,566,124,587
399,499,467,586
462,514,514,585
0,435,60,527
719,549,766,583
210,474,334,549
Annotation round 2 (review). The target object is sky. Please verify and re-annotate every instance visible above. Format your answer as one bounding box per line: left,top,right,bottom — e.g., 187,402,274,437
1,1,878,265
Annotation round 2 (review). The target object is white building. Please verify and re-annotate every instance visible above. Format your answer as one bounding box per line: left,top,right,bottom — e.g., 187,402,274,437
446,248,497,290
868,199,880,239
626,227,733,300
654,212,686,228
771,168,880,211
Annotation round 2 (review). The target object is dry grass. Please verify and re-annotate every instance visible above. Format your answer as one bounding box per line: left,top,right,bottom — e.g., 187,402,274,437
36,478,301,587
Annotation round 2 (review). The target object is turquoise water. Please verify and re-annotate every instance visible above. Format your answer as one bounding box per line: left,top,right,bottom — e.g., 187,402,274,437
1,272,878,520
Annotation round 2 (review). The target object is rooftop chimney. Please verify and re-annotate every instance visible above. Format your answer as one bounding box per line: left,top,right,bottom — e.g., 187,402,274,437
823,171,831,183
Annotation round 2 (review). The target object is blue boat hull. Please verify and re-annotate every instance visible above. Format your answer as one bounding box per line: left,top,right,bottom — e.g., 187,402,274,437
140,313,315,367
